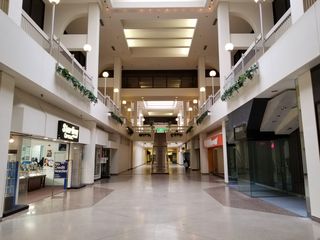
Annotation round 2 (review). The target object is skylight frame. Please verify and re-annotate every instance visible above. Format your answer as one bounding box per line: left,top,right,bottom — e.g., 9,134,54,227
110,0,207,8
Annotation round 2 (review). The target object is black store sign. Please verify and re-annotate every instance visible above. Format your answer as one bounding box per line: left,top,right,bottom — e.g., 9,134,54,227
57,121,79,142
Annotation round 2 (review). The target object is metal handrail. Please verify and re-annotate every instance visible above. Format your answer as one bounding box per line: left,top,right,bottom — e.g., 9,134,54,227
304,0,318,11
20,10,95,93
97,90,120,115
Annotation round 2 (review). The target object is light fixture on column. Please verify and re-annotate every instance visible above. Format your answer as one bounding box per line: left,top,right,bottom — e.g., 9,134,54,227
188,107,193,111
48,0,60,54
200,87,206,92
102,71,109,96
102,71,109,78
8,136,14,144
225,42,234,51
209,70,217,97
254,0,266,52
122,100,127,105
83,43,92,52
127,108,132,112
193,99,198,104
113,88,119,93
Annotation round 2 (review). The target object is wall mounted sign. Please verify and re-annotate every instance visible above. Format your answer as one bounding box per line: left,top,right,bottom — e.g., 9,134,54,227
57,120,79,142
204,134,223,148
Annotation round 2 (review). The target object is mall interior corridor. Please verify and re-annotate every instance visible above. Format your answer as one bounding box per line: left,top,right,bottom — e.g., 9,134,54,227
0,164,319,240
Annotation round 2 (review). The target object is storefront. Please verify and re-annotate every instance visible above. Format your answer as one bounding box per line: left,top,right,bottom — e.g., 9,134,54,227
204,132,224,177
94,146,110,180
3,118,87,217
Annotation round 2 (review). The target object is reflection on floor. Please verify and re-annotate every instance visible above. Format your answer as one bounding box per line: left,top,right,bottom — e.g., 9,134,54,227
18,186,65,205
1,164,319,240
205,186,298,216
261,196,308,217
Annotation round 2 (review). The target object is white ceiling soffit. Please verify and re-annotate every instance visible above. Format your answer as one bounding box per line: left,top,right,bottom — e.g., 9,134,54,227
110,0,207,8
260,90,298,134
123,19,197,57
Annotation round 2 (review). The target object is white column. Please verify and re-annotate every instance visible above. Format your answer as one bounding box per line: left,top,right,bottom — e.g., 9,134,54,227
113,57,122,108
217,2,232,88
298,71,320,219
7,0,23,26
0,72,15,219
82,122,96,185
222,120,229,183
86,3,100,95
199,133,209,174
198,56,206,105
290,0,305,23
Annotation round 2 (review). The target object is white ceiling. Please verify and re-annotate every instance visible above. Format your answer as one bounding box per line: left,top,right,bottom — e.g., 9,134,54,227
98,0,219,71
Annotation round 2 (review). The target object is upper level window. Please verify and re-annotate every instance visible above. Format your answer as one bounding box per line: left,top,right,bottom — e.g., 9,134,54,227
272,0,291,24
22,0,45,29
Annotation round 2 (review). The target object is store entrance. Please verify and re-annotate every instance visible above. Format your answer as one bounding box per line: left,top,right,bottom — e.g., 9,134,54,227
5,135,81,211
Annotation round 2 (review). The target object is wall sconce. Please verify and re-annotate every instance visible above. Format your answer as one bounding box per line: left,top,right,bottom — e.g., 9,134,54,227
83,43,92,52
225,42,234,51
200,87,206,92
9,136,14,144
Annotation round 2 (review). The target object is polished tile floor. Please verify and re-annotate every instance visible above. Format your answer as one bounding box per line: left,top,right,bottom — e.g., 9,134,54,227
1,164,320,240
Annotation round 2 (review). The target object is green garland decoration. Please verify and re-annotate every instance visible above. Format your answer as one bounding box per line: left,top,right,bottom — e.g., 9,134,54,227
126,126,134,135
221,64,258,101
186,126,193,134
56,66,98,103
109,111,123,125
196,110,210,125
170,132,183,137
139,133,151,137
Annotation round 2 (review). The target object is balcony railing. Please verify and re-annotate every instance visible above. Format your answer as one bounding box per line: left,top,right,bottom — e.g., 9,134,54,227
97,91,120,116
0,0,9,13
20,10,94,92
223,8,292,95
264,9,292,49
304,0,318,11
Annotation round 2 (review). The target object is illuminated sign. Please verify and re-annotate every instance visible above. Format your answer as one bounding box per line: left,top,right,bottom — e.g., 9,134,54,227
57,121,79,142
204,134,223,148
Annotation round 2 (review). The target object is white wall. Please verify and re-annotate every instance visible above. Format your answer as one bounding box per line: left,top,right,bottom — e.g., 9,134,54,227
132,142,146,168
11,89,91,144
96,129,109,146
0,10,128,138
110,135,132,174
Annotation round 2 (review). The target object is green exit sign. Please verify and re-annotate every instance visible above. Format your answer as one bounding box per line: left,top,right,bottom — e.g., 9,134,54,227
156,128,167,133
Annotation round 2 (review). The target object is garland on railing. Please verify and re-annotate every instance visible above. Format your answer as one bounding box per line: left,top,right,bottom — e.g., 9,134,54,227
196,110,210,125
56,65,97,103
170,132,183,137
221,64,259,101
126,126,134,135
139,133,151,137
186,126,193,134
109,111,123,125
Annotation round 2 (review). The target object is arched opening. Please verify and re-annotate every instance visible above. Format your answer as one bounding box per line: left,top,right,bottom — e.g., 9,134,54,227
63,16,88,68
230,15,254,34
64,16,88,34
